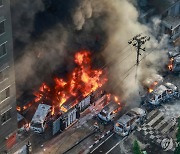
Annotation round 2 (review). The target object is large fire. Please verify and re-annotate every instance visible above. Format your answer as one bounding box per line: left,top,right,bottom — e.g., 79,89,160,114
168,57,174,71
148,81,158,93
32,50,107,114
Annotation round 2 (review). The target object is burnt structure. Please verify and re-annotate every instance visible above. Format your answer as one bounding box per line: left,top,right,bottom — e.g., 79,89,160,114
0,0,17,152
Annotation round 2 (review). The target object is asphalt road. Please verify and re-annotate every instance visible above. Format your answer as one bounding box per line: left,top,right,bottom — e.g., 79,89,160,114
90,133,123,154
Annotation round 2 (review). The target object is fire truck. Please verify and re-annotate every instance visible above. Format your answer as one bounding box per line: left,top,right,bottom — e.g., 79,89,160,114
142,82,179,108
114,108,146,136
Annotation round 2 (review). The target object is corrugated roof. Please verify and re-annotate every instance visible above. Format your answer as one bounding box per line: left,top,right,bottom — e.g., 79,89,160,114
162,16,180,30
149,0,179,14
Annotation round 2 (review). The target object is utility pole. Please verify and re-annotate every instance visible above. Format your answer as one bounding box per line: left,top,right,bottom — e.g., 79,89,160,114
128,34,150,66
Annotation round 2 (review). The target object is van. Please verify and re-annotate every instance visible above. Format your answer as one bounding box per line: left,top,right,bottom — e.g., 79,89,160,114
98,101,121,123
114,108,146,136
145,83,179,106
147,85,168,105
30,104,51,133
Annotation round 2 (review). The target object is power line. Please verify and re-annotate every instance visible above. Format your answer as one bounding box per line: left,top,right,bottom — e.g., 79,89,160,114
128,34,150,66
111,45,159,91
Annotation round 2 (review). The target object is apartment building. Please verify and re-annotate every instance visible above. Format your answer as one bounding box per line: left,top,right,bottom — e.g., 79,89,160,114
0,0,17,153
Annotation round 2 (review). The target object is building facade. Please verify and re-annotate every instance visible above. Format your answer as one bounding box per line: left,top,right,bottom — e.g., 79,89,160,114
161,1,180,45
0,0,17,152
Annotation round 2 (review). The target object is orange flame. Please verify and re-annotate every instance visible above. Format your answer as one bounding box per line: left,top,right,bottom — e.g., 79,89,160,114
148,81,158,93
51,106,55,115
168,58,174,71
33,50,107,113
16,106,21,112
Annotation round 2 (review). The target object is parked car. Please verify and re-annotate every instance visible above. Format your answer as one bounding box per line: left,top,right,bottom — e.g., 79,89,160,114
114,108,146,136
98,101,121,123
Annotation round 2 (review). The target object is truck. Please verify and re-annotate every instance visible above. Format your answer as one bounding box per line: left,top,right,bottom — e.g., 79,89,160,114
114,108,146,136
97,101,121,123
30,104,51,133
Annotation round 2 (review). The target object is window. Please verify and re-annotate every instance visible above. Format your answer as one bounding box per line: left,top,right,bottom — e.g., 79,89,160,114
0,87,10,102
1,108,11,124
0,20,5,35
0,66,9,82
0,42,6,57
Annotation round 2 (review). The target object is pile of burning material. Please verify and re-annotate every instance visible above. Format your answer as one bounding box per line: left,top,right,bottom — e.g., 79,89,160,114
142,74,164,93
98,94,122,123
168,50,180,72
142,82,179,109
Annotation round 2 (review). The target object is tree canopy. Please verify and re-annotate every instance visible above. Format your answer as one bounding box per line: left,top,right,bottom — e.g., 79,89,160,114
133,140,142,154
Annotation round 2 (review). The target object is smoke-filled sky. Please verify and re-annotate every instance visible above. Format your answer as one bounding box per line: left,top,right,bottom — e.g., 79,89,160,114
11,0,168,102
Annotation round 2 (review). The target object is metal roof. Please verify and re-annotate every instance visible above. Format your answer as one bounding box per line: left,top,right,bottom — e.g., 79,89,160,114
130,108,146,115
174,55,180,63
102,101,119,113
153,85,168,95
143,74,163,87
164,82,178,91
150,0,179,14
168,51,180,57
31,104,51,124
117,108,144,125
117,114,132,125
162,16,180,30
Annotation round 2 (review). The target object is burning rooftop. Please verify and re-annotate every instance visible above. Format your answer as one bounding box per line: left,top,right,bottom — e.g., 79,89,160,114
32,50,107,115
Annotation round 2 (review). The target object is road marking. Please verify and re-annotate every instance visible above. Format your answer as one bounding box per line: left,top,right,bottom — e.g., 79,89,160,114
90,133,114,153
154,117,169,130
161,120,176,134
147,110,158,120
147,112,164,126
105,136,127,154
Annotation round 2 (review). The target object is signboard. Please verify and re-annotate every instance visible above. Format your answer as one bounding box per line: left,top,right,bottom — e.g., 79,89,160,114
53,117,61,135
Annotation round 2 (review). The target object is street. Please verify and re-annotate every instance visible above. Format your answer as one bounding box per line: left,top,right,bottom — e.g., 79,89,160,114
90,133,123,154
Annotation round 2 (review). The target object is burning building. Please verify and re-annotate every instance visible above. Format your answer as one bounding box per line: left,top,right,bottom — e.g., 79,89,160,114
33,50,107,114
23,50,109,134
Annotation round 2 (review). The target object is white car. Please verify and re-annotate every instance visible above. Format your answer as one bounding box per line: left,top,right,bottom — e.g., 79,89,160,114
98,101,121,123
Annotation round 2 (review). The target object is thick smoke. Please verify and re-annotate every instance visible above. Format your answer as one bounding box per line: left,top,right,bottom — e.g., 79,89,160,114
11,0,168,102
90,0,169,103
72,0,93,30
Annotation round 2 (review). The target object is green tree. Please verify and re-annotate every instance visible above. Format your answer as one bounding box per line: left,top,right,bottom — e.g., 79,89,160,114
175,118,180,154
133,140,142,154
